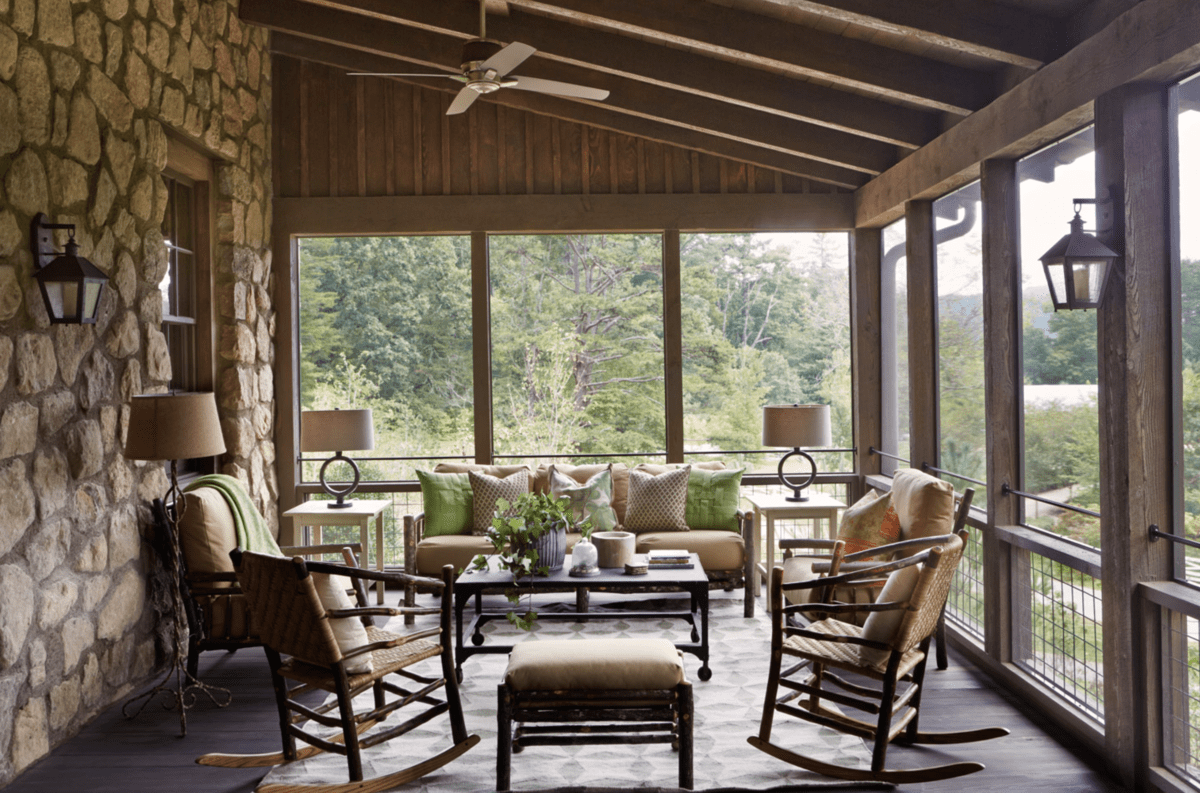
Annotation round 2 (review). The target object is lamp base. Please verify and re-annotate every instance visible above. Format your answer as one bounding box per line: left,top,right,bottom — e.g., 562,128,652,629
318,453,361,509
784,492,811,503
778,449,818,503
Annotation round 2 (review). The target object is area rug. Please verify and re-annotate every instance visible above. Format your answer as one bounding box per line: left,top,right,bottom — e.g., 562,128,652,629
259,592,873,791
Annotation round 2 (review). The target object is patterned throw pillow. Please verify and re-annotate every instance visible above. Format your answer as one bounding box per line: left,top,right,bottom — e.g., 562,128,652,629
836,490,901,559
415,469,473,536
624,466,691,533
468,469,529,535
549,464,617,533
684,466,744,531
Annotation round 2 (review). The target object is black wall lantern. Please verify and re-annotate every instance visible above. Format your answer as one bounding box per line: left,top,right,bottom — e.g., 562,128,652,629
30,213,108,324
1038,198,1119,311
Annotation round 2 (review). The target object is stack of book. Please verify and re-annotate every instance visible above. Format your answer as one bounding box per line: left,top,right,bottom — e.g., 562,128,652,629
647,550,694,569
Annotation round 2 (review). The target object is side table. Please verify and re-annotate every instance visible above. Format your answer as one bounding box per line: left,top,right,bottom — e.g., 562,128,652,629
744,492,846,591
283,499,388,604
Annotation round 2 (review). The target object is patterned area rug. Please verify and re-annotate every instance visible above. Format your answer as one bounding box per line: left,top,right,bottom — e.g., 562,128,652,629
260,592,872,791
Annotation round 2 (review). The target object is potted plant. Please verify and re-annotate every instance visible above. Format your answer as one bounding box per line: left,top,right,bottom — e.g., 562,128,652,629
470,492,574,629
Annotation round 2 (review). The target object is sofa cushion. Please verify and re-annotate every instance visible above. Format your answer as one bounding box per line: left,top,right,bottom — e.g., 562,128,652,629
683,466,744,532
625,466,691,532
415,469,473,536
837,489,901,559
179,487,238,587
505,638,685,691
636,529,744,571
890,468,956,545
434,462,531,479
549,464,617,533
414,534,496,575
535,463,631,525
469,469,529,535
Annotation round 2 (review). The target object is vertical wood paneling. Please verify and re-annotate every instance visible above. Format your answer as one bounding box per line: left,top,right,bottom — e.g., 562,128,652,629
355,77,368,196
440,96,452,195
644,140,665,194
410,87,423,196
274,56,302,198
532,116,554,194
495,105,507,196
608,134,619,194
551,118,562,194
336,73,358,197
469,109,480,196
559,121,582,194
588,127,609,194
446,104,470,195
524,114,535,194
475,104,498,195
980,158,1020,663
905,199,938,472
616,133,638,194
382,81,395,196
690,151,701,193
636,139,645,195
698,152,720,193
419,90,441,195
307,63,330,198
362,77,387,196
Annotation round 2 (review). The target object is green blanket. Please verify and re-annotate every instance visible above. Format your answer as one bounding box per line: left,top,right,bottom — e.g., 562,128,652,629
183,474,282,556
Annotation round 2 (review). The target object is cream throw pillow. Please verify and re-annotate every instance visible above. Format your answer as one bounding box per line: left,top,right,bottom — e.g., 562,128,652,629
311,572,373,674
624,466,690,532
859,564,920,665
469,469,529,535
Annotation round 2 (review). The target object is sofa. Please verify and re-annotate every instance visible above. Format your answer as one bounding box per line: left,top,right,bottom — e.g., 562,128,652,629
403,461,756,617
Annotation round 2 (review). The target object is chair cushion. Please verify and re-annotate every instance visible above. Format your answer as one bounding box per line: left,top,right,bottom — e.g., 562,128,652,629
535,463,631,525
469,469,529,535
837,489,901,559
859,563,921,665
505,638,685,691
549,464,617,532
311,572,373,674
415,469,473,536
636,530,744,571
178,487,237,587
684,466,744,532
783,617,925,678
891,468,956,543
414,534,495,575
625,467,691,532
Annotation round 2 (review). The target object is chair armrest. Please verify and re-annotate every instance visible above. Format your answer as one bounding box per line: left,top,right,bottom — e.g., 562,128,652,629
280,542,364,558
304,559,443,590
840,533,957,564
779,550,929,593
338,626,442,661
325,606,441,619
779,538,838,553
186,571,240,584
403,514,425,576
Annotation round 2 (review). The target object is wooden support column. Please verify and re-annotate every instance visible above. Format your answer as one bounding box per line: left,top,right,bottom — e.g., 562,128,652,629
273,230,302,540
663,230,684,463
1094,82,1174,790
980,158,1020,662
905,200,938,473
851,227,882,499
471,231,494,464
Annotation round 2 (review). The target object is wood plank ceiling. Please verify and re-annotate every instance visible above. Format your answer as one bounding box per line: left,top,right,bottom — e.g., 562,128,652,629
241,0,1135,193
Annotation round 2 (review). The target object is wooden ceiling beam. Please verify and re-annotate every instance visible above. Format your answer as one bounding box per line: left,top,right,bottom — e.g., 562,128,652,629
270,34,871,188
505,0,994,113
245,0,898,175
762,0,1063,69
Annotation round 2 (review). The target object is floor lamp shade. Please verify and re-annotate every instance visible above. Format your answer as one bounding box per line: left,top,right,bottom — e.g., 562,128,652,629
300,409,375,508
762,404,831,502
123,392,227,461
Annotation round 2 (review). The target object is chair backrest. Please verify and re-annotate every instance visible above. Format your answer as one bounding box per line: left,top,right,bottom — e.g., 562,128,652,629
891,531,966,654
232,550,343,667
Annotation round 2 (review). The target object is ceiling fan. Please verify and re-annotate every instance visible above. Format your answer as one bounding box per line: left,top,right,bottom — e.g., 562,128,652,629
348,0,610,115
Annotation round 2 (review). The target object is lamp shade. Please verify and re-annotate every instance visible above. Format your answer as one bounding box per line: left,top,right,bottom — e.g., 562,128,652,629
123,392,227,461
301,409,375,453
762,404,832,448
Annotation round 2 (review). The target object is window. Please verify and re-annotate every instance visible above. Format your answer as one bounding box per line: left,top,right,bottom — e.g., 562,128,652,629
488,234,665,465
1176,74,1200,579
1016,128,1101,548
296,235,474,483
679,232,852,473
161,175,199,392
934,182,986,496
881,220,909,474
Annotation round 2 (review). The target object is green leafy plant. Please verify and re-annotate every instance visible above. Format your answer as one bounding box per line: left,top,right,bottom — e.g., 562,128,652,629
471,492,574,629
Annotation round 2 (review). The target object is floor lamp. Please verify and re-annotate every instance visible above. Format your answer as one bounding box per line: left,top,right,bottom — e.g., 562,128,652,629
121,392,229,736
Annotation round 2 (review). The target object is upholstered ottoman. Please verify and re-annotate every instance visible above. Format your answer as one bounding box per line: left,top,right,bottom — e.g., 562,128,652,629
496,638,694,790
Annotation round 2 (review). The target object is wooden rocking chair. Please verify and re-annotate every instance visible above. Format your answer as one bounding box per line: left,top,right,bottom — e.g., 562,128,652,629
748,530,1008,784
197,551,479,793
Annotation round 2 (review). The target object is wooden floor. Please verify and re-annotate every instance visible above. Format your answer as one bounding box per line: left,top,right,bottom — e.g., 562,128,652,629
4,607,1123,793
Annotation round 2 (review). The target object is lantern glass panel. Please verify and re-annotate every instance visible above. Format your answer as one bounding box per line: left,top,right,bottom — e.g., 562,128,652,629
1046,261,1067,306
84,280,102,319
1071,259,1107,304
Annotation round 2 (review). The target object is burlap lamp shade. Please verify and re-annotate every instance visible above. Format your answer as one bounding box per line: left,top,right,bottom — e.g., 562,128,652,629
124,392,227,462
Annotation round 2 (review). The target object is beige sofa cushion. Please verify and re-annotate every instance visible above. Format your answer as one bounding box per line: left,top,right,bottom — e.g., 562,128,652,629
535,463,631,524
505,638,685,691
890,468,956,544
434,462,531,479
636,529,744,571
178,487,237,588
414,532,586,575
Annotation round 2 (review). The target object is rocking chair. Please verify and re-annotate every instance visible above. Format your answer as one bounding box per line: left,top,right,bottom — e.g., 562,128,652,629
197,551,479,793
748,530,1008,784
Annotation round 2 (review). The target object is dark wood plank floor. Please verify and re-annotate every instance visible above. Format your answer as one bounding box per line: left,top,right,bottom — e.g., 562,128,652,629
5,614,1122,792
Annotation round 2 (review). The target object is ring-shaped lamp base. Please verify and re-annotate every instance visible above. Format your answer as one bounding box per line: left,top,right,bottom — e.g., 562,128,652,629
778,448,818,502
318,452,361,508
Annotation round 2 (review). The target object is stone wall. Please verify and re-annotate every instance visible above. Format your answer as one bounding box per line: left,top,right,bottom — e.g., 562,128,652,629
0,0,273,783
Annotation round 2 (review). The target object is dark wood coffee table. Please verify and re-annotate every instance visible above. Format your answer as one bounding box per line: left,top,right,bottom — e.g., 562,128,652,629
454,553,712,681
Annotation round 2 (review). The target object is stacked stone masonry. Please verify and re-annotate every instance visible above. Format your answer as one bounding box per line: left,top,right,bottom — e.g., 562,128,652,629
0,0,273,783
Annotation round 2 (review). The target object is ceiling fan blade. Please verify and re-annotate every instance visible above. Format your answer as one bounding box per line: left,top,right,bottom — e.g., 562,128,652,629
447,86,481,115
507,76,609,101
348,72,460,79
480,41,535,76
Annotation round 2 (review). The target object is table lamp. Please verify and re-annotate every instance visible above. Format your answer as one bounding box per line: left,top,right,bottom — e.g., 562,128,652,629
122,391,229,735
301,408,375,508
762,403,832,502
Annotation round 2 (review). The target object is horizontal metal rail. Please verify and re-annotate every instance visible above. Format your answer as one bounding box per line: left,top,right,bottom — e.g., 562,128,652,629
685,447,857,456
921,463,987,487
1001,483,1101,519
867,446,910,464
1149,524,1200,552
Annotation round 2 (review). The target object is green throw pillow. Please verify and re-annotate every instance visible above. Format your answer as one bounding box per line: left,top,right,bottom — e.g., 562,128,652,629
415,469,473,536
549,464,618,532
685,466,744,531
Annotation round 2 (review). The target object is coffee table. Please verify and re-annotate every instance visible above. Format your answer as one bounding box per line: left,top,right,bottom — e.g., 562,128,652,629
454,553,712,681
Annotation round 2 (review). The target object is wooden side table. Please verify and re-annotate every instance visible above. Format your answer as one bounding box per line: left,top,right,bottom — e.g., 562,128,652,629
743,492,846,591
283,500,389,604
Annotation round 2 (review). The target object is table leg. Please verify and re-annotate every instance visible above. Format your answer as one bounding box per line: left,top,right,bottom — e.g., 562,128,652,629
454,589,468,680
765,514,776,583
752,508,764,591
374,513,385,605
697,585,711,681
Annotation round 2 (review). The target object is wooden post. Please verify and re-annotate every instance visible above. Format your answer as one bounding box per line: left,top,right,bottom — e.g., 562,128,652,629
663,230,684,464
1094,82,1174,790
851,227,882,497
471,231,494,465
980,158,1020,662
273,231,302,541
905,200,938,473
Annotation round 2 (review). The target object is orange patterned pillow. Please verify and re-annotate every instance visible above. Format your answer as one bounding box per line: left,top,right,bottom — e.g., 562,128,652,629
837,490,901,559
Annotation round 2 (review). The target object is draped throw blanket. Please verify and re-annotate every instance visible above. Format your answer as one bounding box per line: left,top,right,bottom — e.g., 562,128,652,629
183,474,282,556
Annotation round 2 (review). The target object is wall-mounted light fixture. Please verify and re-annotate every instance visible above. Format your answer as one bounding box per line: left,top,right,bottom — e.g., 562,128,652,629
30,213,108,324
1038,198,1119,311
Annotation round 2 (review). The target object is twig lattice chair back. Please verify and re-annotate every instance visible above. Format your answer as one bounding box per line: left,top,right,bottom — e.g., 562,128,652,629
197,551,478,793
749,529,1008,785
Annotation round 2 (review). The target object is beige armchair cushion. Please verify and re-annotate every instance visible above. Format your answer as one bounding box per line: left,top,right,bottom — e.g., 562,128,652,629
860,563,921,664
505,638,685,691
178,487,237,588
890,468,956,543
636,529,744,571
312,572,373,674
